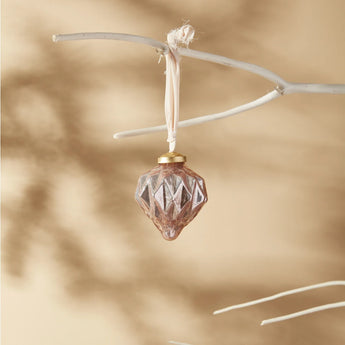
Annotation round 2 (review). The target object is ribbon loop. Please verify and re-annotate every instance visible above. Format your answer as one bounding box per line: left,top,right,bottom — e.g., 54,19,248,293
164,25,195,152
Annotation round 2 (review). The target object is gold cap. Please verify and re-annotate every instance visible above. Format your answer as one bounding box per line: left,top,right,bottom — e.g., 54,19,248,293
158,152,186,164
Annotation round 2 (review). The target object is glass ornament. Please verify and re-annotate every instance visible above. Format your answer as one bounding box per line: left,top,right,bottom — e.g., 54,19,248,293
135,152,207,240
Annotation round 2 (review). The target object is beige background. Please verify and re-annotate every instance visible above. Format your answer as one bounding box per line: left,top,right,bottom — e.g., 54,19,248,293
2,0,345,344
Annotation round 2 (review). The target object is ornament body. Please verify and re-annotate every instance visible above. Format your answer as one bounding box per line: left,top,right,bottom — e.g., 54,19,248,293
135,161,207,240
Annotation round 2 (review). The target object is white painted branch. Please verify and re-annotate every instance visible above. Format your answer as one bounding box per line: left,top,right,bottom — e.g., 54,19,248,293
178,48,345,95
213,280,345,315
114,90,281,139
284,82,345,95
178,47,289,88
261,301,345,326
52,32,345,139
52,32,169,53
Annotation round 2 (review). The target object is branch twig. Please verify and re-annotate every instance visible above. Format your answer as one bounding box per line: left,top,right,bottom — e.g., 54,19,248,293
261,301,345,326
52,32,168,53
113,90,281,139
213,280,345,315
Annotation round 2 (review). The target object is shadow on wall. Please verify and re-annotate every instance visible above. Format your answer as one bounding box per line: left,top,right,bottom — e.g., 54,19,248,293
3,1,345,344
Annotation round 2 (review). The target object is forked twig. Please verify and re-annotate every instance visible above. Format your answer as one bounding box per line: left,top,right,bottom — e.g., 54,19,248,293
52,31,345,140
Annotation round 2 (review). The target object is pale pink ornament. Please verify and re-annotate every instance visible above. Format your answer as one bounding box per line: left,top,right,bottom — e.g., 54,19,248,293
135,152,207,240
